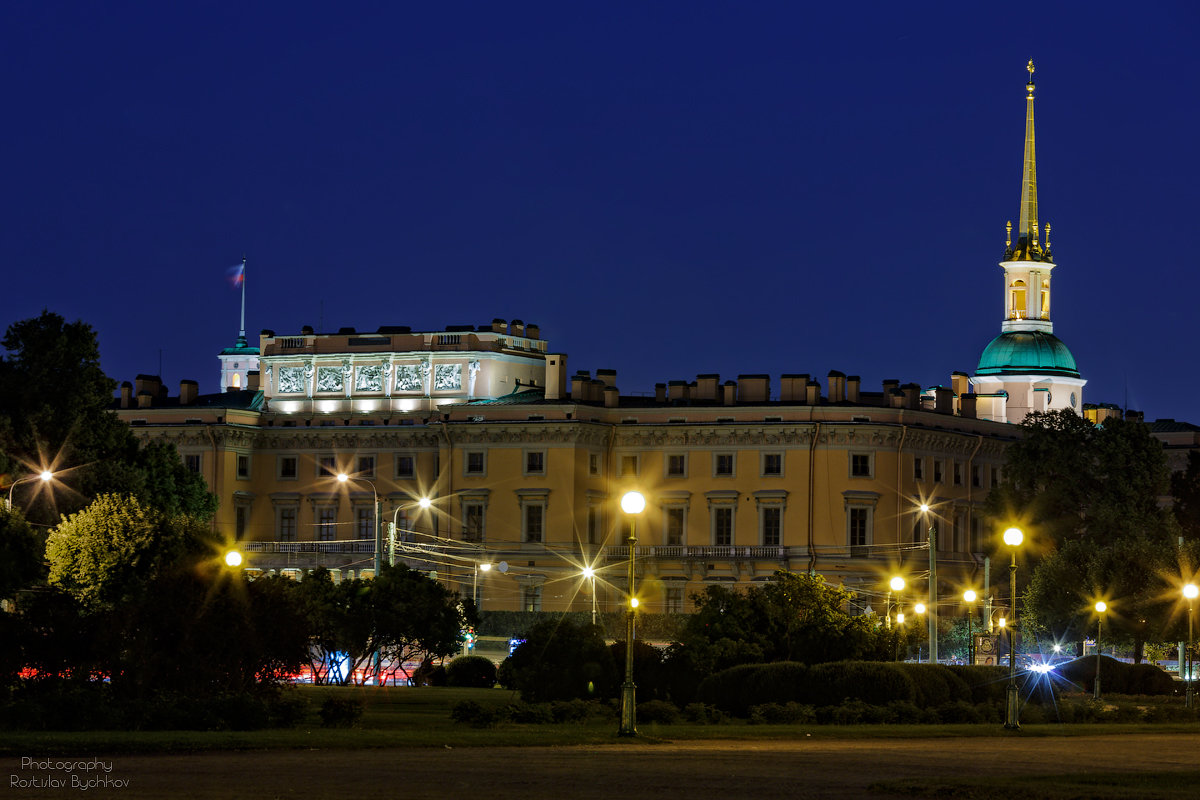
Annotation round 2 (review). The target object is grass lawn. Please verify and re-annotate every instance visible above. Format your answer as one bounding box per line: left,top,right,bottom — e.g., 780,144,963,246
871,770,1200,799
3,685,1200,756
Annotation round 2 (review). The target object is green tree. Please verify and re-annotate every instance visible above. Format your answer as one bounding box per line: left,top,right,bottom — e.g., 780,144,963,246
0,311,214,523
45,493,214,611
500,617,617,702
0,508,44,599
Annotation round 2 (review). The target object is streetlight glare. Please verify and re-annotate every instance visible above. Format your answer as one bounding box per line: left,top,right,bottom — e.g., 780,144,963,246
1003,527,1023,547
336,473,349,483
1095,601,1107,613
1185,584,1199,600
998,617,1006,628
224,550,243,567
581,566,595,578
896,612,905,624
964,589,977,603
418,497,432,509
914,603,926,614
630,597,639,609
479,563,492,573
39,470,53,482
919,503,930,513
889,576,905,592
620,491,646,515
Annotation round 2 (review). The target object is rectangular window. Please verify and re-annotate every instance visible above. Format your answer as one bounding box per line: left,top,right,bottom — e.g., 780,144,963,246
713,506,733,546
356,507,373,540
463,504,485,542
714,453,735,477
953,461,963,486
522,586,542,612
317,455,337,477
524,504,544,543
666,454,686,477
466,451,486,475
235,506,247,538
184,454,202,473
620,454,638,477
850,453,872,477
971,465,981,488
666,587,684,614
666,507,685,546
761,506,782,546
395,454,415,478
317,507,336,541
914,457,924,481
589,453,601,476
848,508,869,549
357,456,376,478
279,456,298,479
587,506,601,545
236,454,250,479
277,507,297,542
762,453,783,477
525,451,546,476
933,460,944,483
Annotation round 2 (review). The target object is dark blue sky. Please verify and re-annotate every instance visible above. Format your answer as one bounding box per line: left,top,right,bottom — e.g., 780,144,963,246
3,2,1197,420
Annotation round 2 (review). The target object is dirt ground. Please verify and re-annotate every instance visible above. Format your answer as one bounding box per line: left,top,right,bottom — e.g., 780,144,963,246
6,733,1200,799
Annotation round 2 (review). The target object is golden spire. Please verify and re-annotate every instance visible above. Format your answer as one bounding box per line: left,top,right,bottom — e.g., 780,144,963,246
1014,60,1042,259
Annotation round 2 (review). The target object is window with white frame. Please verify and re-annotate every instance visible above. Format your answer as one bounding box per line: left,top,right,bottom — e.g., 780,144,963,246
843,490,879,555
395,453,416,479
525,450,546,476
465,451,486,476
278,456,298,480
665,506,686,546
712,506,734,546
463,503,485,542
317,454,338,477
357,455,376,478
849,452,873,478
236,454,251,479
619,454,639,477
665,453,687,478
761,452,783,477
713,453,735,477
355,507,374,540
522,585,542,612
517,490,549,543
276,506,298,542
184,453,202,473
316,506,337,541
760,506,782,546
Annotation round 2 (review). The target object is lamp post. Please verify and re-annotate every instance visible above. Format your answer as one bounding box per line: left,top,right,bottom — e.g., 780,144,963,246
582,566,597,626
224,550,243,568
1094,601,1107,701
618,490,645,737
963,589,978,665
1185,584,1198,708
920,504,938,664
1002,526,1023,730
337,473,382,578
913,603,927,663
6,469,54,511
886,576,905,630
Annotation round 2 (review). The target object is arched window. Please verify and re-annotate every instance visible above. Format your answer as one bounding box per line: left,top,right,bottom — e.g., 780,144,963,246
1009,280,1027,319
1040,279,1050,318
232,373,241,389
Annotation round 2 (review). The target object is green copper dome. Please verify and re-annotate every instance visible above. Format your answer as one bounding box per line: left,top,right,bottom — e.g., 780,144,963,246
976,331,1080,378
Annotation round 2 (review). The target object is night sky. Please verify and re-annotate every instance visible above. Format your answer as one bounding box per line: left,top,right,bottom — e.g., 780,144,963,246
3,3,1197,421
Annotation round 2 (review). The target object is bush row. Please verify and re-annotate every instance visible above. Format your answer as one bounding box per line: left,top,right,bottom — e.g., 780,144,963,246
1054,655,1176,695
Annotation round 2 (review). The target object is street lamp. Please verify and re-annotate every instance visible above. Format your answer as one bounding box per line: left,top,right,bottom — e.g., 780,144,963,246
1002,526,1023,730
964,589,978,665
224,550,243,568
582,566,598,626
1185,584,1198,708
886,576,905,630
913,602,927,663
337,473,382,578
6,469,54,511
618,490,645,737
1094,601,1107,700
920,504,938,664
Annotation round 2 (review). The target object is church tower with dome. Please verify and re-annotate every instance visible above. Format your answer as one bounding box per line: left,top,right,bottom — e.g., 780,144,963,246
970,62,1085,423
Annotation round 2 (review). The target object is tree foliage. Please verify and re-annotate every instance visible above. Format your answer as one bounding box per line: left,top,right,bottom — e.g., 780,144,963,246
989,410,1182,661
0,507,44,599
500,617,617,702
295,565,466,686
0,311,215,524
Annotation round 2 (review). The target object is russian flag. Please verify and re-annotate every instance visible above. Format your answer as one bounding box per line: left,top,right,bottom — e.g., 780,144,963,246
227,262,245,287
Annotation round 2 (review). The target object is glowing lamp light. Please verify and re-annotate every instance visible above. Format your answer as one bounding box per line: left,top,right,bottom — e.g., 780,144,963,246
1003,527,1024,547
919,504,930,513
964,589,977,603
914,603,926,614
1095,601,1107,614
896,613,905,624
620,491,646,515
1185,584,1199,600
581,566,595,579
1053,644,1062,653
418,497,432,509
479,563,492,573
630,598,639,609
998,617,1006,628
889,576,905,592
336,473,349,483
225,550,243,568
39,471,53,482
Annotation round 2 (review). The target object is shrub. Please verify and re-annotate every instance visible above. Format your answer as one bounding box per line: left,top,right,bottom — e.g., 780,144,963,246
450,699,502,728
269,691,310,728
502,618,617,702
682,702,725,724
748,702,815,725
893,663,970,707
549,699,596,723
413,660,447,686
318,696,364,728
637,699,680,724
945,665,1013,704
446,655,498,688
935,700,984,723
696,662,809,716
1054,656,1172,696
807,661,916,707
507,702,554,724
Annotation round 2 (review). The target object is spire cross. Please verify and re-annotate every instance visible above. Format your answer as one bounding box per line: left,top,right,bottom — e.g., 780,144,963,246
1027,60,1035,79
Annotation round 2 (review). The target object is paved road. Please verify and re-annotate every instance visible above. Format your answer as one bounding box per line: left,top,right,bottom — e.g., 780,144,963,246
6,733,1200,799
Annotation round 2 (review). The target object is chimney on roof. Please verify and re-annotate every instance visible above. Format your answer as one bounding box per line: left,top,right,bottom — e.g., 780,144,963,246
526,323,540,339
511,319,525,337
959,393,978,419
737,375,770,403
827,371,846,403
951,371,970,398
179,380,199,405
805,379,821,405
722,380,737,406
119,381,133,409
847,375,861,404
247,370,261,392
654,383,667,403
934,386,954,414
668,380,689,402
603,385,619,408
587,379,606,403
901,383,921,410
492,318,507,334
544,354,566,401
596,369,617,387
780,374,807,402
137,392,154,409
570,371,589,400
888,388,905,408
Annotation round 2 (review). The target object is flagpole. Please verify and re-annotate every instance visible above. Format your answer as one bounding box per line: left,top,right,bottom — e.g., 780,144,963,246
239,256,247,339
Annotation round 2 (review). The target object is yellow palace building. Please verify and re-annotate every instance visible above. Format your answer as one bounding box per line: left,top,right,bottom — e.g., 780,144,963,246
116,65,1078,617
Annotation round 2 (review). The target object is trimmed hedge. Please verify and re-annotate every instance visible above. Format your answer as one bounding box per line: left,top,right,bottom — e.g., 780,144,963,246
1055,655,1175,696
446,655,497,688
